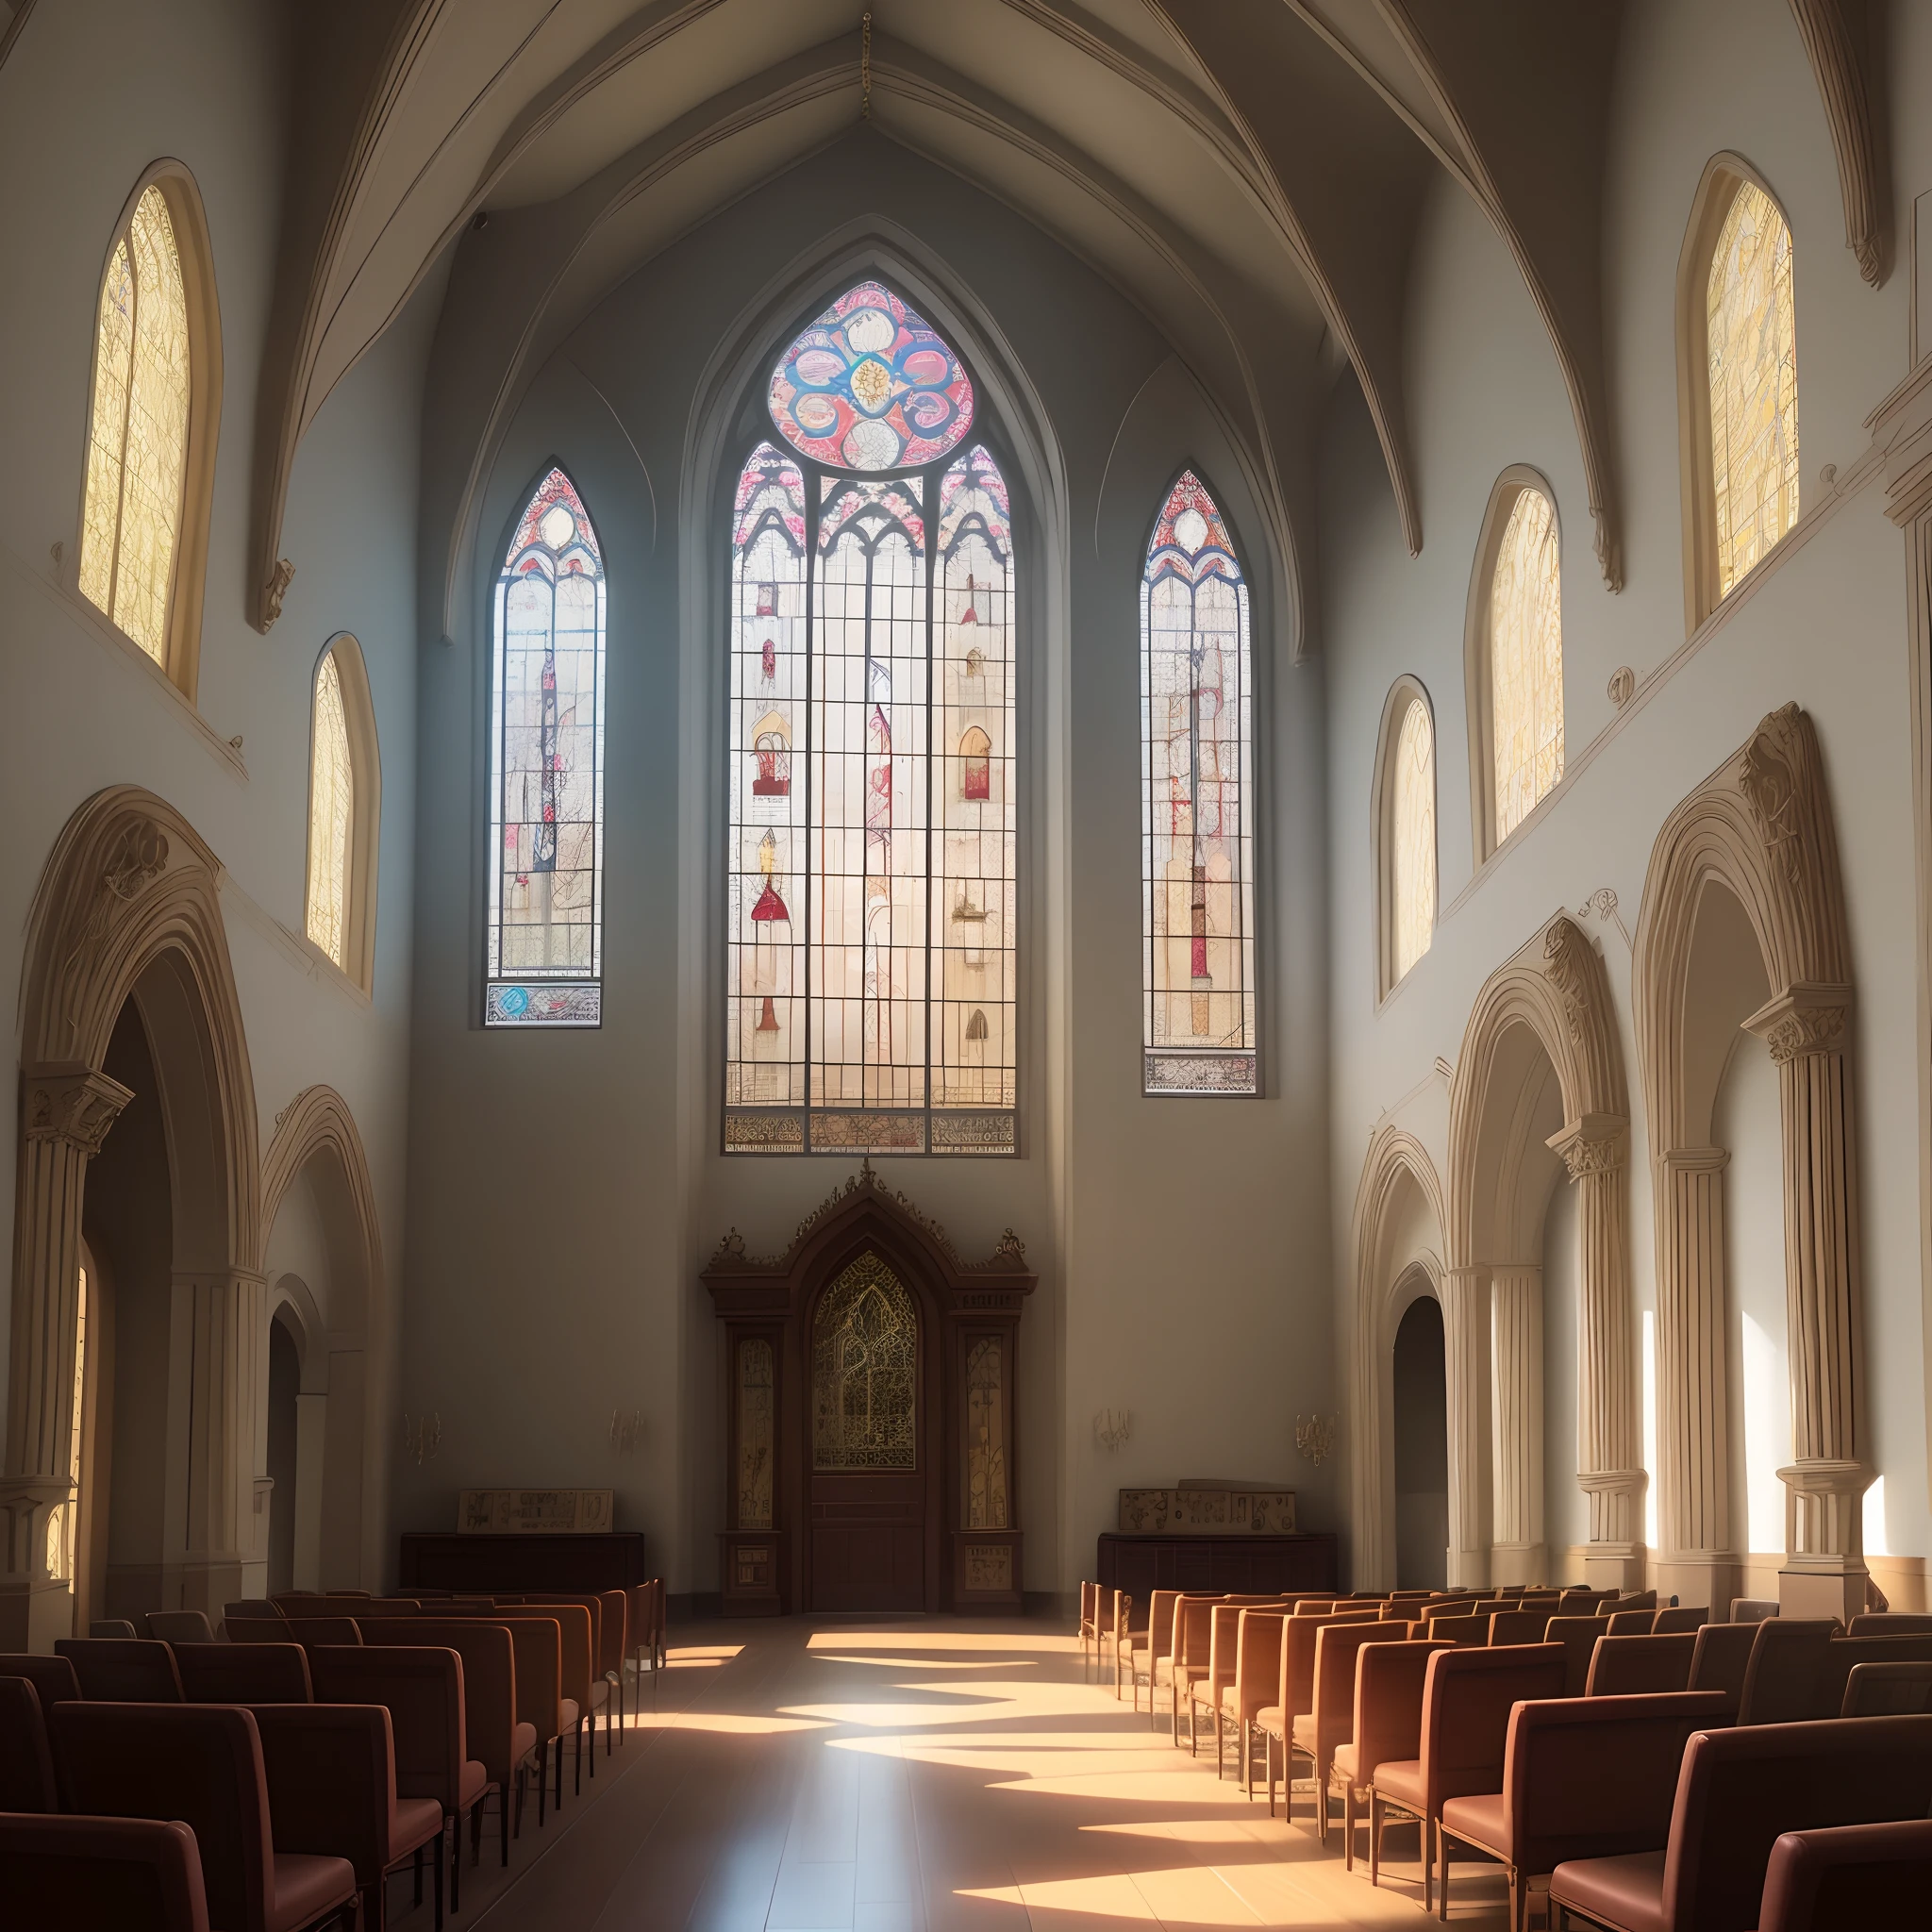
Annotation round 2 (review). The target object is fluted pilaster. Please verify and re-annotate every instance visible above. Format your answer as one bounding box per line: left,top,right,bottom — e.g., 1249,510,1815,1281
1441,1266,1491,1589
1489,1264,1544,1585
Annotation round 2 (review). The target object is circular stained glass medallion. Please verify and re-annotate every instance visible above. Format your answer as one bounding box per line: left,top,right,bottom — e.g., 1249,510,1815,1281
768,280,974,473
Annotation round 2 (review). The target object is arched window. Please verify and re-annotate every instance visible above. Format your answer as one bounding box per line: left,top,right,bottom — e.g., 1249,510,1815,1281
486,468,606,1026
1470,475,1564,856
725,281,1015,1154
1376,680,1436,994
305,635,380,990
79,173,219,688
1141,471,1256,1095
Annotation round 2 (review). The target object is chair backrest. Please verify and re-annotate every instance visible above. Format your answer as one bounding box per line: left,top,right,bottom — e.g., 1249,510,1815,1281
1660,1714,1932,1932
308,1643,466,1810
354,1598,423,1615
361,1617,518,1784
50,1700,276,1932
517,1593,608,1690
144,1610,216,1644
1144,1590,1179,1658
1228,1608,1287,1724
1736,1620,1846,1725
1811,1633,1932,1717
0,1676,58,1810
173,1641,313,1704
1756,1819,1932,1932
56,1638,185,1702
1586,1632,1697,1697
277,1617,366,1649
1205,1603,1245,1685
270,1593,336,1613
0,1652,82,1707
1687,1621,1757,1717
1424,1613,1491,1647
1282,1610,1379,1717
90,1618,139,1638
323,1590,375,1599
1488,1609,1548,1647
1418,1642,1568,1814
223,1600,279,1623
0,1812,210,1932
1308,1622,1407,1757
1605,1608,1657,1636
1651,1607,1708,1635
245,1703,396,1897
1847,1612,1932,1635
1840,1659,1932,1717
1730,1597,1780,1624
1170,1595,1219,1673
596,1590,627,1676
1613,1590,1658,1613
1352,1641,1454,1787
1503,1691,1730,1880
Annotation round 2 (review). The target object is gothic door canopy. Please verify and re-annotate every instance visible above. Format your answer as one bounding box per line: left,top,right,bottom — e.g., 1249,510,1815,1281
703,1161,1034,1616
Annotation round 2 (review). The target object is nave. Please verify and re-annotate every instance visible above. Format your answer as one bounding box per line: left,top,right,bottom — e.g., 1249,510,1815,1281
467,1618,1492,1932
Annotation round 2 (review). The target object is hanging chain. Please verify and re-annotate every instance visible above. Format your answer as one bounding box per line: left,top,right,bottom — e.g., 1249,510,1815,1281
861,10,873,120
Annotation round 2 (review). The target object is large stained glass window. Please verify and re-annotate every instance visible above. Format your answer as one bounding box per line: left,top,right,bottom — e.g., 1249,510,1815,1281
1141,472,1256,1095
1489,485,1564,845
79,184,191,667
1390,695,1436,984
306,646,354,970
726,281,1014,1154
486,468,606,1026
1708,181,1799,597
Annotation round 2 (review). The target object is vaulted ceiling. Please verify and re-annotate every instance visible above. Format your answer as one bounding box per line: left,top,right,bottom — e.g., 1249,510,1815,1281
243,0,1884,634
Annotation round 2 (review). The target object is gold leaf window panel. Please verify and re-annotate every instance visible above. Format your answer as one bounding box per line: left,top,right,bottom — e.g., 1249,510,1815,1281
79,185,191,665
1391,697,1435,981
811,1253,917,1471
737,1338,774,1529
1707,180,1800,597
966,1335,1008,1529
1489,488,1564,844
306,649,354,969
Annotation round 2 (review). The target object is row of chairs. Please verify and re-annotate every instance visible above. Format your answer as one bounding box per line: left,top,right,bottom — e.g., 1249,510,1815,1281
1077,1583,1932,1929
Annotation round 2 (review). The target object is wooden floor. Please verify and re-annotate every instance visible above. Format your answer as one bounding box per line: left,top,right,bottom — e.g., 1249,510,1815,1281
401,1617,1513,1932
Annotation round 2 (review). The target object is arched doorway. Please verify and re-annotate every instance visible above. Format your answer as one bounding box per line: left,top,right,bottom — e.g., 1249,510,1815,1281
1392,1293,1448,1590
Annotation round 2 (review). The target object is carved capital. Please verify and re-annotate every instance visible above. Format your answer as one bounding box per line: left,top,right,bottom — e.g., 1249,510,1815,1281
1744,983,1853,1064
22,1063,135,1155
1546,1113,1628,1179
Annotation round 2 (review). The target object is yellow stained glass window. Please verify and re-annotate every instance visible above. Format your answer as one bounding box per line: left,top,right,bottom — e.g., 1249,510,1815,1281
78,185,191,665
1707,181,1799,597
1490,488,1564,844
306,650,354,968
1391,697,1435,981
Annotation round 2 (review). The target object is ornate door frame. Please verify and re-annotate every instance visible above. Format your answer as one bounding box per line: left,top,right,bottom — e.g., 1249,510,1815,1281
703,1162,1034,1614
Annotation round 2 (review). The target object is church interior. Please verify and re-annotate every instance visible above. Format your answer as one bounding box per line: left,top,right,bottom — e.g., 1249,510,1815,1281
7,1,1932,1927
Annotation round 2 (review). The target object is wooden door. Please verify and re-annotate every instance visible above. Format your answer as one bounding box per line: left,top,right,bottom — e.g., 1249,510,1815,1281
807,1253,925,1610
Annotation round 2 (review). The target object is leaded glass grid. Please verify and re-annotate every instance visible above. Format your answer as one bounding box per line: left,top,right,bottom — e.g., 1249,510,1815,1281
1489,488,1564,845
1707,181,1800,598
1391,697,1435,984
486,468,606,1027
1141,471,1257,1096
811,1253,918,1471
724,282,1017,1156
306,648,354,970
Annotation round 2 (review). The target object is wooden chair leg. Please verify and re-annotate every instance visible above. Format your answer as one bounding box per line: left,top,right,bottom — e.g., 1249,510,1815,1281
450,1811,461,1913
432,1824,445,1932
1241,1719,1251,1797
1266,1732,1277,1817
1422,1817,1431,1916
1314,1757,1327,1844
1370,1792,1381,1889
502,1775,512,1864
1342,1781,1356,1872
413,1843,424,1906
1437,1818,1449,1922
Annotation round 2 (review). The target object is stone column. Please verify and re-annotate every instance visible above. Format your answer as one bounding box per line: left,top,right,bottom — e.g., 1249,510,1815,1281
1746,985,1867,1621
1548,1115,1647,1589
1441,1266,1491,1589
1488,1265,1545,1586
1,1064,133,1651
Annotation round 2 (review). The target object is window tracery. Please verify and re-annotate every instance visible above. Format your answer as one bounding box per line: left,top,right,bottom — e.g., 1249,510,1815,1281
1489,487,1564,845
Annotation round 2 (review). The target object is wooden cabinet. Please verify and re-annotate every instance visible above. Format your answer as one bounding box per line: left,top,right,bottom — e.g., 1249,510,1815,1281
399,1531,648,1593
1095,1532,1338,1600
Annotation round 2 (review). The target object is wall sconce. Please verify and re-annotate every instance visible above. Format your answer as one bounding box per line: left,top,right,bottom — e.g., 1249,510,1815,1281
403,1413,441,1465
1295,1413,1338,1467
609,1408,643,1455
1093,1407,1132,1454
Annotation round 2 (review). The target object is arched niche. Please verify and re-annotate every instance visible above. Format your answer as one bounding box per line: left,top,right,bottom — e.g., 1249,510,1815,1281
3,786,260,1649
1446,916,1640,1591
1632,703,1862,1619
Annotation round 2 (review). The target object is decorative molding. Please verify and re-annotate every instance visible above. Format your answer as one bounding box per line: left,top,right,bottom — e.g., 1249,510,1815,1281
1607,665,1635,708
1744,984,1854,1064
1787,0,1887,285
1545,1113,1628,1180
1541,916,1598,1046
1738,702,1811,890
0,1,38,74
22,1066,134,1157
259,559,295,632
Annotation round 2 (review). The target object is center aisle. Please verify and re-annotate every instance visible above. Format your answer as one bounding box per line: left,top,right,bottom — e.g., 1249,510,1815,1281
469,1620,1511,1932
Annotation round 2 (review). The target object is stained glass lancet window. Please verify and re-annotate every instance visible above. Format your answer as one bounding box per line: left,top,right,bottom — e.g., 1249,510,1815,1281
486,469,606,1026
1707,181,1799,597
79,184,191,666
1489,486,1564,845
306,646,354,970
1390,695,1436,984
726,280,1015,1154
1141,472,1256,1095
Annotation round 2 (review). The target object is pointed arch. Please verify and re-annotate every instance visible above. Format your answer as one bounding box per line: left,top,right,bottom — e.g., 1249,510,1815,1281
485,463,607,1027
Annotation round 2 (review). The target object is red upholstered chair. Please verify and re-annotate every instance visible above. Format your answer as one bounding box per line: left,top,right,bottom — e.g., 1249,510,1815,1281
360,1616,531,1864
174,1641,314,1705
1373,1642,1567,1918
49,1700,360,1932
1161,1594,1220,1743
425,1606,572,1824
1810,1632,1932,1717
231,1616,365,1651
1333,1639,1455,1877
0,1651,82,1707
1120,1589,1178,1714
1439,1690,1726,1932
1185,1602,1254,1767
1489,1609,1550,1647
0,1813,210,1932
1756,1819,1932,1932
517,1594,614,1767
1650,1607,1708,1635
1546,1616,1614,1699
1612,1591,1658,1615
1586,1633,1697,1697
1840,1658,1932,1716
1605,1609,1657,1636
1423,1613,1492,1647
1548,1714,1932,1932
1224,1607,1287,1795
145,1610,217,1643
0,1675,58,1809
1847,1611,1932,1635
596,1588,628,1740
1687,1621,1757,1718
1296,1620,1408,1841
56,1637,185,1701
308,1644,486,1912
1736,1621,1846,1725
1257,1609,1379,1796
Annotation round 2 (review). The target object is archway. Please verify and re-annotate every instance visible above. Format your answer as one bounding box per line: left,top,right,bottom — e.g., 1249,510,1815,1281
2,788,260,1650
1392,1290,1448,1590
1633,704,1863,1619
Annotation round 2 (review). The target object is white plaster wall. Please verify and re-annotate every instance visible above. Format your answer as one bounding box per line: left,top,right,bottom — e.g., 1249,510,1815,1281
0,0,422,1579
1324,0,1931,1597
